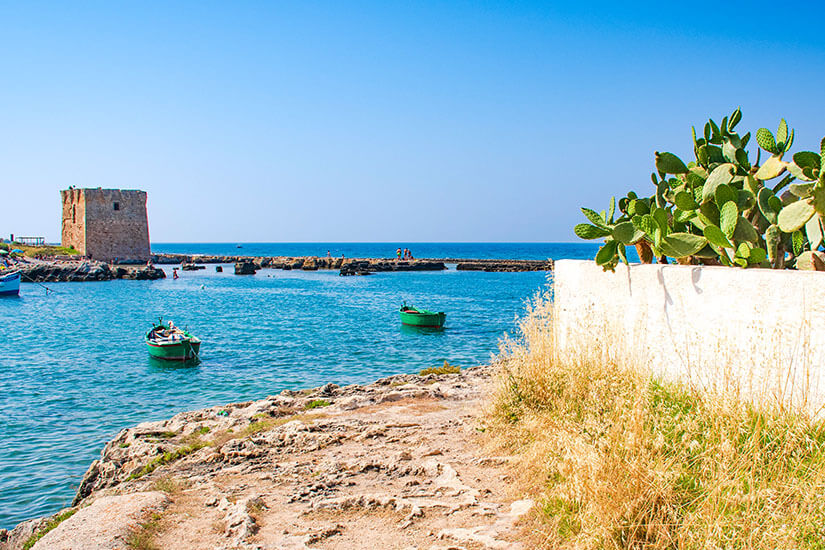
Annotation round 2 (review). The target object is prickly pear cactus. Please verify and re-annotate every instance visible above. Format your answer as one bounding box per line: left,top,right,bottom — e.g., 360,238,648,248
575,109,825,270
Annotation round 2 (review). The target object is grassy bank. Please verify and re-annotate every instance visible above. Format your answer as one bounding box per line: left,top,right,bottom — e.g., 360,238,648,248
487,288,825,549
0,242,77,258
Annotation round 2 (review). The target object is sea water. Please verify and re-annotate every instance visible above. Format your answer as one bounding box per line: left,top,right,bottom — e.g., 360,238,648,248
0,242,598,529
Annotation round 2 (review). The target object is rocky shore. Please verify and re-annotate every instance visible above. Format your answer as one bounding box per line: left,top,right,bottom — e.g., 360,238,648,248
455,260,553,272
0,366,532,550
16,260,165,283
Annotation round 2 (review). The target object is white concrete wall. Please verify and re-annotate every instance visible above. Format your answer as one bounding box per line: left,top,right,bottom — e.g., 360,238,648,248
553,260,825,417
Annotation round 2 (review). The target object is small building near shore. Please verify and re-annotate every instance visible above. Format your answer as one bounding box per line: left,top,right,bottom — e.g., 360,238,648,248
61,188,151,262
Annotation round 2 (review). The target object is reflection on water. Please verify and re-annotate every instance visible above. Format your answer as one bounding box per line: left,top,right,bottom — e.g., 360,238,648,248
400,324,447,336
147,355,202,371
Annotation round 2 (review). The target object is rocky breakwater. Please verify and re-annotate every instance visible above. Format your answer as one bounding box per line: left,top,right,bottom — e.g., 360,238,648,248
154,253,553,274
339,259,446,276
453,259,554,272
16,260,166,283
1,365,534,550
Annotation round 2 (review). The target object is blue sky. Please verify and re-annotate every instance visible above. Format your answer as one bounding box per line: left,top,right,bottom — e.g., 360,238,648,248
2,1,824,242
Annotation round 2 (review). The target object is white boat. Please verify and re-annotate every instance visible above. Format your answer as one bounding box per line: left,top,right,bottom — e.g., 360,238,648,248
0,270,20,296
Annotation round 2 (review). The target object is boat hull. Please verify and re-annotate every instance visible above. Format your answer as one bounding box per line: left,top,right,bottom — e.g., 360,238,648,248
400,309,446,328
146,339,201,360
0,271,20,296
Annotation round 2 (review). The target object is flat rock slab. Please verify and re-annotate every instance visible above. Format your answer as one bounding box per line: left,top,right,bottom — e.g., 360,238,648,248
11,367,533,549
32,492,169,550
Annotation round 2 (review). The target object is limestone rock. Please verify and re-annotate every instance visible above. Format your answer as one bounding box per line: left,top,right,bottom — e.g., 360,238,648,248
234,261,257,275
32,492,169,550
9,365,531,550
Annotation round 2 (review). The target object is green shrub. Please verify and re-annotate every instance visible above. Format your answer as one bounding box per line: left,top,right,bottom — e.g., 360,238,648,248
304,399,331,410
420,361,460,375
127,442,206,480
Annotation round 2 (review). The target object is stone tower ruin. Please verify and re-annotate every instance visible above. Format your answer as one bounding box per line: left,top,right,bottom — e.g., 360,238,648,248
61,188,151,262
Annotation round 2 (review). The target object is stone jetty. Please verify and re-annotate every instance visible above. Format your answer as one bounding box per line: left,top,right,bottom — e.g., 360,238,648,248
0,365,533,550
454,259,553,272
9,254,552,285
152,253,553,274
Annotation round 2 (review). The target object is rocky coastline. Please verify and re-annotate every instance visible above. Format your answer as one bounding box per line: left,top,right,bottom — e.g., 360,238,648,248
0,365,532,550
16,260,165,283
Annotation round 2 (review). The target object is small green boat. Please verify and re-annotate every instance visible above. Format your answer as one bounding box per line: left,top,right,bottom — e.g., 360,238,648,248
399,304,446,328
145,320,201,361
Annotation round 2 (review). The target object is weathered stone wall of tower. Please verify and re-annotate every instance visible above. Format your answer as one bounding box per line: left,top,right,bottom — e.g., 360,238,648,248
61,188,151,261
61,188,87,254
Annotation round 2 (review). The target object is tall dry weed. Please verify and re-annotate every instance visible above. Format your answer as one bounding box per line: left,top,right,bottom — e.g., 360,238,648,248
488,287,825,549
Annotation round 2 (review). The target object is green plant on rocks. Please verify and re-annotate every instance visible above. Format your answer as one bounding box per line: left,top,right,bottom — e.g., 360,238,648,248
22,509,77,550
420,361,461,376
575,108,825,271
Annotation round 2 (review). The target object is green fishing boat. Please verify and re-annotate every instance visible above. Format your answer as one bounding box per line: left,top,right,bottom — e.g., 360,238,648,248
399,304,446,328
145,320,201,361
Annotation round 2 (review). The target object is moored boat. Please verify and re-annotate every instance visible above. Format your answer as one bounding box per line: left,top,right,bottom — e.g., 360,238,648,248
145,320,201,360
0,270,20,296
399,304,446,328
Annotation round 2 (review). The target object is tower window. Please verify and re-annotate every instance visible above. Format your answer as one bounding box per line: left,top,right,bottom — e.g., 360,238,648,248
72,204,76,223
113,202,120,211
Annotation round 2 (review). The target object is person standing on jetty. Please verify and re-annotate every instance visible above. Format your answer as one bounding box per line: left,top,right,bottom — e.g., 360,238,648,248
396,248,402,261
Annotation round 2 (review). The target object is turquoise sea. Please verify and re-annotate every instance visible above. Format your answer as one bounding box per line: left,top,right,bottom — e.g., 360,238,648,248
0,242,598,529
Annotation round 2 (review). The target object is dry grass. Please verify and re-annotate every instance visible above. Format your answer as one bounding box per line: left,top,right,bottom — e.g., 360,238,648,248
487,288,825,549
126,511,163,550
151,476,188,495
